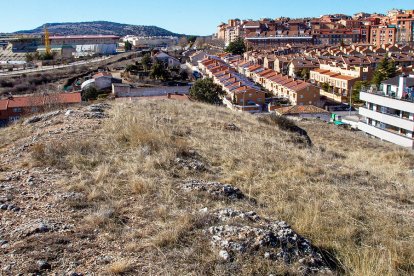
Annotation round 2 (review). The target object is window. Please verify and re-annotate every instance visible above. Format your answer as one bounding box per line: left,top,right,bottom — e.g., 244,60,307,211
9,116,20,121
12,107,22,113
402,111,410,119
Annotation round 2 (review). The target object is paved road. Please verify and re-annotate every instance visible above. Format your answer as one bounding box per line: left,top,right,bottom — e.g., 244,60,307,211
0,56,112,77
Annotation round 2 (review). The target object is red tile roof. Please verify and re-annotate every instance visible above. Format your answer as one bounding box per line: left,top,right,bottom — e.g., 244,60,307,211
50,35,119,40
275,105,329,115
0,93,81,110
93,72,112,78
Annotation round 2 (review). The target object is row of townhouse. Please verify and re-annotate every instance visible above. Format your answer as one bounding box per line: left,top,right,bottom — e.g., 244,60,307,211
234,59,321,107
198,56,266,112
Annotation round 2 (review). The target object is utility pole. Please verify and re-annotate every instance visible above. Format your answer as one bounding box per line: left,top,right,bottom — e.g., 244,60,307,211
243,90,245,112
349,85,352,116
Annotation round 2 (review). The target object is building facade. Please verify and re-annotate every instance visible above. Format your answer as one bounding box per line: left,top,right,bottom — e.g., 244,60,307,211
358,75,414,148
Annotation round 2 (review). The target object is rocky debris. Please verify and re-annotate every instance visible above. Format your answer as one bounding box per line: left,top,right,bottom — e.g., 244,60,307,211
213,208,260,222
0,203,21,212
219,250,231,261
87,103,110,113
26,175,35,185
207,208,331,274
183,180,247,201
24,111,61,125
10,221,65,238
0,240,8,249
65,110,75,116
57,192,86,202
96,255,113,265
223,123,241,132
36,260,52,271
175,150,207,172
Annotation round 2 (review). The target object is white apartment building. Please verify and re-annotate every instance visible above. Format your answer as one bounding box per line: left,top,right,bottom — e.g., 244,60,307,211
358,74,414,148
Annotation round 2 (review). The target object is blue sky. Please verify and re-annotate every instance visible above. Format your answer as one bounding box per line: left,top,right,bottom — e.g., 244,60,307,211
1,0,413,35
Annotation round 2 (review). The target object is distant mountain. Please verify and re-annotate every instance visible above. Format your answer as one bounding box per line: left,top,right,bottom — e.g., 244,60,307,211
14,21,183,37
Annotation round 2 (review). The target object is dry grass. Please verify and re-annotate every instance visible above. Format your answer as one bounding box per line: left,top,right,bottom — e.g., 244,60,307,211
106,259,134,275
26,100,414,275
0,122,31,150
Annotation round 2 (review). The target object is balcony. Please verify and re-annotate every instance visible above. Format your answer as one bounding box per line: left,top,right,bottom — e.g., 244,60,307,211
360,91,414,114
361,88,414,103
359,107,414,131
358,122,414,148
320,89,346,103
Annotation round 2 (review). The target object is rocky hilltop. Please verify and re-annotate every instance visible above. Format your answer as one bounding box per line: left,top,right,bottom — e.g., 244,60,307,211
15,21,181,37
0,100,413,275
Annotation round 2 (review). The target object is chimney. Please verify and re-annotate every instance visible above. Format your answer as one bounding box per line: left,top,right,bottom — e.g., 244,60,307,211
167,93,171,99
398,74,407,99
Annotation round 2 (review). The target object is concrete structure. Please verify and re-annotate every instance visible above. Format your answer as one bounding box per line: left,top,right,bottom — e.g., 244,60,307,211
370,25,397,47
37,45,75,59
358,75,414,148
48,35,119,56
217,19,244,46
123,35,178,49
112,83,190,98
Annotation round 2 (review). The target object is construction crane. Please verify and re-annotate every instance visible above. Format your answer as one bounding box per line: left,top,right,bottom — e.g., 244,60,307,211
44,25,51,55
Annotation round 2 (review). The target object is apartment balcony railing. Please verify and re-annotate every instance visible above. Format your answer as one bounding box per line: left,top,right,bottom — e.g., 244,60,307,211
358,122,414,148
361,87,414,103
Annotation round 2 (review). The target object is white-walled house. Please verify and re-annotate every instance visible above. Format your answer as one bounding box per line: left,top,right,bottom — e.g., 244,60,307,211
154,52,181,69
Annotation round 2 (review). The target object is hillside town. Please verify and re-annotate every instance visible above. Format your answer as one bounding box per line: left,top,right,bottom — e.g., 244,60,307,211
1,2,414,275
2,9,412,148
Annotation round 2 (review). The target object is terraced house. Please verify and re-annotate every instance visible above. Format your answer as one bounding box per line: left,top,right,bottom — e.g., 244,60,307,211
310,63,373,102
232,59,321,107
198,56,265,112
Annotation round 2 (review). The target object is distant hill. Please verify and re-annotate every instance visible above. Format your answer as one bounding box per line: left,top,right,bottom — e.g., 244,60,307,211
14,21,182,37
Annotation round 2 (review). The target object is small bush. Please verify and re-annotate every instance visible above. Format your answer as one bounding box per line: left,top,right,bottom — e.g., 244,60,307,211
82,87,100,101
0,79,14,88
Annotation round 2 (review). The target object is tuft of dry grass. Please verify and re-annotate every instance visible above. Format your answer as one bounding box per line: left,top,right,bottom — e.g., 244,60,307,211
106,259,134,275
31,139,103,170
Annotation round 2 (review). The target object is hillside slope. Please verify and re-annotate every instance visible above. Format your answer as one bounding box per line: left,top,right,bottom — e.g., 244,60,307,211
15,21,181,37
0,101,413,275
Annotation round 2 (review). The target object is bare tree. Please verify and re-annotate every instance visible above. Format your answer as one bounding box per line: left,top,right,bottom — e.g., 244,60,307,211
179,37,189,49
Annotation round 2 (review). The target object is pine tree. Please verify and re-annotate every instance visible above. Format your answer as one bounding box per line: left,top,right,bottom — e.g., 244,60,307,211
372,57,397,87
189,78,225,104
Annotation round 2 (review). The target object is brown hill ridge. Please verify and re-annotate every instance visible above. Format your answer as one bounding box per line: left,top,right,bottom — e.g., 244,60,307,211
0,100,413,275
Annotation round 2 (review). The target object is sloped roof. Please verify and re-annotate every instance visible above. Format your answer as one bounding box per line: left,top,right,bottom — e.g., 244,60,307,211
275,105,329,115
0,93,81,110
